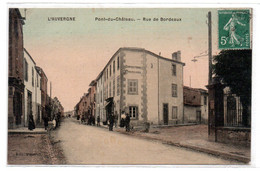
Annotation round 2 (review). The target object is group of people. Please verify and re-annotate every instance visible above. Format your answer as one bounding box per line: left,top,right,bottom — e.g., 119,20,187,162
108,112,131,132
42,113,61,131
28,112,61,131
80,114,96,125
76,111,131,132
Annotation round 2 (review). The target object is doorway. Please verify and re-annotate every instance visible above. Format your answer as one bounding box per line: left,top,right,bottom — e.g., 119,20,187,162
27,91,32,125
196,110,201,124
163,103,169,125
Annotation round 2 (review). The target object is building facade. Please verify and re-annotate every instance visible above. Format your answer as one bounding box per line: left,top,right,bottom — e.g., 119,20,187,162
89,80,97,121
8,9,25,128
23,48,42,126
35,66,48,119
183,86,208,124
95,47,185,126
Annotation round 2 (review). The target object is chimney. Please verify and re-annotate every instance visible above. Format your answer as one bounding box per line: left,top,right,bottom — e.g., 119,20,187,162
172,51,181,62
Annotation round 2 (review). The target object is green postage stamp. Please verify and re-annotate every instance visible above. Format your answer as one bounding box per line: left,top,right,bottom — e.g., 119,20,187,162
218,9,251,49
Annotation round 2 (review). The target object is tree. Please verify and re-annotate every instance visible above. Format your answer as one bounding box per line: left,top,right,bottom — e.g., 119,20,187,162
213,50,252,127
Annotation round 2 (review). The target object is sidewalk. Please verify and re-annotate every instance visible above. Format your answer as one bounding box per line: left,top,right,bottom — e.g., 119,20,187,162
98,123,250,163
8,127,47,134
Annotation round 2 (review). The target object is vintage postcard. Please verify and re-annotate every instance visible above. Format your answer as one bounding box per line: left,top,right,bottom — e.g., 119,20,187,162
7,6,253,166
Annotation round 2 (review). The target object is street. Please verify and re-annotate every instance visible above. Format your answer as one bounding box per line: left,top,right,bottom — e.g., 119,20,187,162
55,118,241,165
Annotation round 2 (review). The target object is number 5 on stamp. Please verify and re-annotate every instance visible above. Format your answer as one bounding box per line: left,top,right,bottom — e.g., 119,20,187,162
218,9,251,50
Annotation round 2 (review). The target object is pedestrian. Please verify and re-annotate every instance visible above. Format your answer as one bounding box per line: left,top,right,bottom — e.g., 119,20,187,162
109,114,114,131
92,116,95,126
81,115,85,124
97,115,100,127
120,111,126,128
55,115,59,129
43,116,49,130
28,113,35,131
125,113,130,132
52,117,56,130
57,112,61,127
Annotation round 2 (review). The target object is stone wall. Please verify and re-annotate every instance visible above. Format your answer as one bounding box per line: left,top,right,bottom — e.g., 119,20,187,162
216,127,251,147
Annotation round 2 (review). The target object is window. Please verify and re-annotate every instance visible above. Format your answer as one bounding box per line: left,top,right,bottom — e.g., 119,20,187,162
110,65,111,77
172,84,177,97
104,87,106,100
117,56,120,70
40,78,42,89
172,64,176,76
128,79,138,95
113,79,115,97
129,106,138,119
100,90,102,102
113,60,115,74
37,74,39,87
32,68,34,87
117,76,120,96
108,83,110,97
104,70,106,82
172,106,178,119
107,68,108,79
24,59,28,81
204,96,207,105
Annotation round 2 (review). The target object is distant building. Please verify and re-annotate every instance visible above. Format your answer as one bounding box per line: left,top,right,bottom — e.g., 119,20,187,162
23,48,42,126
183,86,208,124
76,93,88,120
89,80,97,121
8,9,25,128
95,47,185,126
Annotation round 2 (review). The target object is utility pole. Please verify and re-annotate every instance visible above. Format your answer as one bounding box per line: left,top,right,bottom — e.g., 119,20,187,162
208,11,213,85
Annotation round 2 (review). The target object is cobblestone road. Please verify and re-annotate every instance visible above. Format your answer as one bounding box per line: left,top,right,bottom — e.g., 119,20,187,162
55,118,242,165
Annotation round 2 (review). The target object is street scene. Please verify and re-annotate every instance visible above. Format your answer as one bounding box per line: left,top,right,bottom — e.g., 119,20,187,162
7,8,251,165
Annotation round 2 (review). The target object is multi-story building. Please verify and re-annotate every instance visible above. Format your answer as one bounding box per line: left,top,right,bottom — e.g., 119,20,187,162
95,72,104,122
23,48,42,126
76,93,88,120
89,80,97,121
183,86,208,124
35,66,48,119
95,47,185,126
8,9,25,128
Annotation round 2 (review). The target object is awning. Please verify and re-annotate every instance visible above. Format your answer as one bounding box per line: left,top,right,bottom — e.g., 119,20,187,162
105,97,114,109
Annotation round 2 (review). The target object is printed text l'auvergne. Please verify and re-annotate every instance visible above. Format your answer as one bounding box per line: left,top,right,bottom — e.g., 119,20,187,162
48,17,76,21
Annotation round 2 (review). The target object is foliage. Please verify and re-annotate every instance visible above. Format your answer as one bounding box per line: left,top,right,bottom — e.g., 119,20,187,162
213,50,252,103
213,50,252,126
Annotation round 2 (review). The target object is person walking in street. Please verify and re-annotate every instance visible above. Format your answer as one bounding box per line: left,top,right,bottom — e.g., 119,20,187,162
92,115,95,126
81,115,85,124
28,113,35,131
97,115,100,127
125,113,130,132
52,117,56,130
109,114,114,131
43,116,49,130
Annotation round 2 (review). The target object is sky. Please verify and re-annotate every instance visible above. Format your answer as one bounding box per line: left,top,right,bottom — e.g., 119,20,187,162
20,8,220,111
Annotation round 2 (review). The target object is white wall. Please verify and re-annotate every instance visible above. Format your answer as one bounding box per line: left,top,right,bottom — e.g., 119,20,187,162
24,50,41,126
158,57,184,125
95,48,184,126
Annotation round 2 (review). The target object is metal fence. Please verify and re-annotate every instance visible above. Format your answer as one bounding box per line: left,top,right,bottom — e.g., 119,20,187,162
225,95,244,127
